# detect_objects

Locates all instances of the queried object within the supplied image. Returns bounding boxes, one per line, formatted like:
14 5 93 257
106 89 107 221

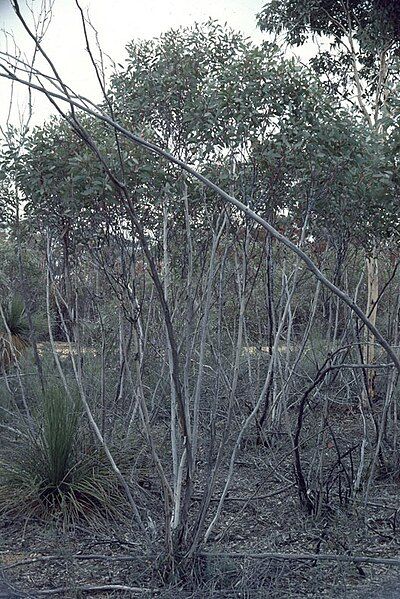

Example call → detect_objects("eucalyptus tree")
257 0 400 239
2 3 400 580
259 0 400 398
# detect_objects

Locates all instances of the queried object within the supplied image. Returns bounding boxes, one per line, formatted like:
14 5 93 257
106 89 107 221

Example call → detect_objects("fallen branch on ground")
199 551 400 566
1 553 144 570
35 584 157 595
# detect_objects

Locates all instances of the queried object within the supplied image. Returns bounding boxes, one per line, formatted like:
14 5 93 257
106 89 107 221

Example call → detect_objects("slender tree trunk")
363 247 379 402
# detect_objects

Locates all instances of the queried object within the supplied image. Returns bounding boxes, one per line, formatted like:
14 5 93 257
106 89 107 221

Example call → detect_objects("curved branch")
0 68 399 374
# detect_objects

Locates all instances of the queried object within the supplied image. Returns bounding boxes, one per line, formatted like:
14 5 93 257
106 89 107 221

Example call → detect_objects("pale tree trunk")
346 21 389 405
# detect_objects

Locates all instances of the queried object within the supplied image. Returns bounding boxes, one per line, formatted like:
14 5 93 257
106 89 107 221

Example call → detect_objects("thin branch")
0 69 398 376
199 551 400 566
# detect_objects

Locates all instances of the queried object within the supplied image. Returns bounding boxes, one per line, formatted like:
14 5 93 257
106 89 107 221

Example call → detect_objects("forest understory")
1 372 400 598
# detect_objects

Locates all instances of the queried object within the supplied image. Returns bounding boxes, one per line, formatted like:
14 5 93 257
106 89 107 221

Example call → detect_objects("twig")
191 483 295 502
199 550 400 566
35 584 157 595
2 553 145 570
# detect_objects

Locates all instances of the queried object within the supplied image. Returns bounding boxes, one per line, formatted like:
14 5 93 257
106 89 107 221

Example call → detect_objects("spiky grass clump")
0 296 30 370
0 386 123 525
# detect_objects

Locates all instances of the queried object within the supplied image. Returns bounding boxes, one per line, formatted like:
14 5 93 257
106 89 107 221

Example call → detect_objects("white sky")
0 0 269 129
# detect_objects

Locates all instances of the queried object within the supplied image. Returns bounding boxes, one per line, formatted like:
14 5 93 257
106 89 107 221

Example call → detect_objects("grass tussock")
0 385 124 525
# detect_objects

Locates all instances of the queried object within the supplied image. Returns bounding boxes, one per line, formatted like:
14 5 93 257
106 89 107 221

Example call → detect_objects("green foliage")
0 296 30 370
0 385 123 524
258 1 400 58
16 119 112 241
7 21 399 254
40 386 78 487
1 296 29 339
257 2 400 248
114 21 250 153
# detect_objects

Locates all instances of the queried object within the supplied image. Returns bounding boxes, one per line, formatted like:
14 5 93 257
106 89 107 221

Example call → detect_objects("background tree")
259 0 400 399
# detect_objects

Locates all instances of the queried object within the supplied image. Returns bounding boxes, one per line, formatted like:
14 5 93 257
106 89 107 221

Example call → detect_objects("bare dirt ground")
1 410 399 597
